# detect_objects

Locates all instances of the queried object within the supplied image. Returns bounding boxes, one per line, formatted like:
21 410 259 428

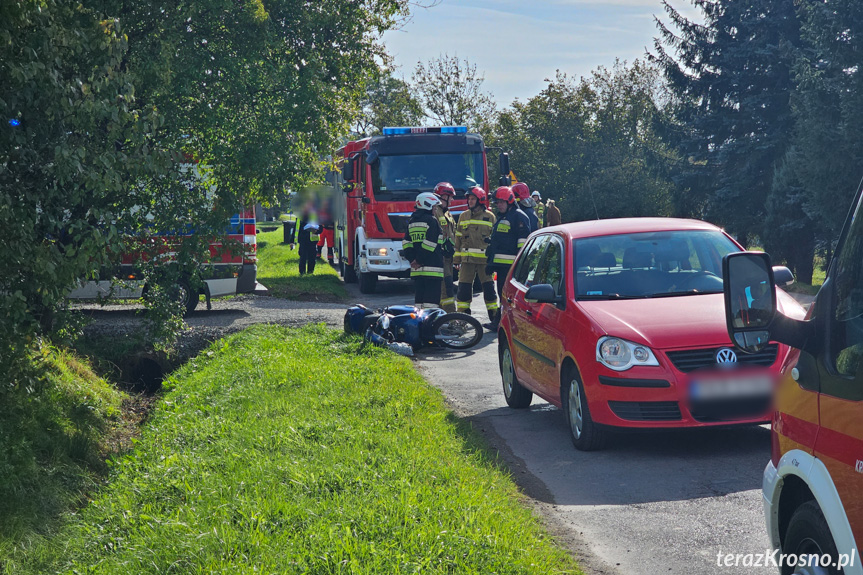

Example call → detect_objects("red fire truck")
333 126 509 293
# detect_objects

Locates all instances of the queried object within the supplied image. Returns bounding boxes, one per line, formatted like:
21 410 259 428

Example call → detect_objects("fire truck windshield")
370 153 485 201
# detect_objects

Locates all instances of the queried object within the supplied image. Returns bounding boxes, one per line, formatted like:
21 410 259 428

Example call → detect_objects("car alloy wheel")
568 377 583 439
502 347 515 397
499 338 532 408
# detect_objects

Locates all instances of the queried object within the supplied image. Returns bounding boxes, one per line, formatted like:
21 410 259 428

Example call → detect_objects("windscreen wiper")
577 293 643 300
645 289 720 298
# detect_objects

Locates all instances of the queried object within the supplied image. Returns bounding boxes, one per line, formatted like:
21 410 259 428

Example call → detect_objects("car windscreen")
573 229 741 299
370 153 484 202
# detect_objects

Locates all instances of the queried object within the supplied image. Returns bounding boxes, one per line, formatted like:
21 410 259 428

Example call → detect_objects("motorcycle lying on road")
344 304 484 355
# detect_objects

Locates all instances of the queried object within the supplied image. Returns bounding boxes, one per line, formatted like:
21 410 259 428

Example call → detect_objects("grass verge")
256 229 348 302
0 347 128 547
3 325 580 574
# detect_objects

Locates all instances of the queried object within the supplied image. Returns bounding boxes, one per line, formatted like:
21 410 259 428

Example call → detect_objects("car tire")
499 337 532 408
562 368 606 451
781 501 841 575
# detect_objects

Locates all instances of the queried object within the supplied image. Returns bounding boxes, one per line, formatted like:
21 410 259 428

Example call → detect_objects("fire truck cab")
333 126 508 293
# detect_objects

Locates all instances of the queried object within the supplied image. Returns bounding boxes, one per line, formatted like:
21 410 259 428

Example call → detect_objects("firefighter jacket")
454 206 496 265
295 216 323 256
487 207 530 268
402 208 445 278
519 199 539 233
437 207 457 261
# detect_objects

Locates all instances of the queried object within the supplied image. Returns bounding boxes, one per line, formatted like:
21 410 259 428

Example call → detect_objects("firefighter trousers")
440 257 455 312
414 276 442 308
456 262 499 321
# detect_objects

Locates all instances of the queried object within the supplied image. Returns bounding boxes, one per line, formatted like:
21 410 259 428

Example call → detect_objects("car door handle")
506 296 513 304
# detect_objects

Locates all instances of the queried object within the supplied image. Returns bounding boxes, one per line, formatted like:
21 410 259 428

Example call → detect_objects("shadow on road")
471 400 769 506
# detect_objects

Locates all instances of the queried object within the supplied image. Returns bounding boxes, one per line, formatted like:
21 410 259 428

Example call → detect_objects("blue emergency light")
382 126 467 135
9 119 20 127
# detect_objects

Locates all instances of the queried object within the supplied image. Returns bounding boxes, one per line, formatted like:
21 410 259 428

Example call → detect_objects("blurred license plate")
689 373 773 401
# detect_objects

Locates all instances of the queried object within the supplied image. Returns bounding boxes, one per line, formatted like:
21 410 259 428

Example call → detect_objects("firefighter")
315 197 335 264
486 186 530 325
512 182 539 232
454 186 499 323
316 222 335 264
290 203 324 275
531 191 544 227
433 182 457 312
402 192 445 308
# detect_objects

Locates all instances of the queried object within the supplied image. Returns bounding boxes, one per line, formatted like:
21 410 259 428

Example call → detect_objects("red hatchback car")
498 217 807 450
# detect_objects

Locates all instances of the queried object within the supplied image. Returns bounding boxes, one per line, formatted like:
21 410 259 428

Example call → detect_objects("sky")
382 0 701 107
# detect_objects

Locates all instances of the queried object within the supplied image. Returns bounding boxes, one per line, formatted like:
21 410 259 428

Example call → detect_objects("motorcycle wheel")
431 312 483 349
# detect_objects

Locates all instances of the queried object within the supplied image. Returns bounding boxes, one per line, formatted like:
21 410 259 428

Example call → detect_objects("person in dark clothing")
486 186 531 327
402 192 445 308
512 182 539 232
290 205 323 275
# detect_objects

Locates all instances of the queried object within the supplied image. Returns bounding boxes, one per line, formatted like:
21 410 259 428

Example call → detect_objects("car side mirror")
723 252 777 353
772 266 795 287
525 283 562 305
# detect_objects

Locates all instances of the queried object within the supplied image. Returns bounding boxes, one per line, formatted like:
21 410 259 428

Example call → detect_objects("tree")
491 61 679 223
0 0 412 374
354 68 423 136
652 0 801 244
412 54 496 129
786 0 863 255
1 1 154 378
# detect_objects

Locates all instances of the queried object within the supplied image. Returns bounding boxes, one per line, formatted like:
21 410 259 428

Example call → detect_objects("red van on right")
724 190 863 575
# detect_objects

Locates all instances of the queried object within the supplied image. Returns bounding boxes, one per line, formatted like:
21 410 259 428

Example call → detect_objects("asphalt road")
347 275 781 575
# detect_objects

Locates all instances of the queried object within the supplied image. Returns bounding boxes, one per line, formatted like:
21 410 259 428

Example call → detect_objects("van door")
815 195 863 539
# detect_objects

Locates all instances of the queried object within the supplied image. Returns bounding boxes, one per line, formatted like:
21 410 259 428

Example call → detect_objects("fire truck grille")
666 344 778 373
388 214 409 235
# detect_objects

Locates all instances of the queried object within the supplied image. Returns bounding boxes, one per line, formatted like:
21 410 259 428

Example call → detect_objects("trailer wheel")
170 278 199 316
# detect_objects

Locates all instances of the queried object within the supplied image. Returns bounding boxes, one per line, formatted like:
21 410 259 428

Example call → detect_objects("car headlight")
596 336 659 371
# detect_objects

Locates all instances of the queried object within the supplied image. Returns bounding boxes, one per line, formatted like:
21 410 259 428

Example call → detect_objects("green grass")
0 347 128 546
256 229 348 302
2 325 580 574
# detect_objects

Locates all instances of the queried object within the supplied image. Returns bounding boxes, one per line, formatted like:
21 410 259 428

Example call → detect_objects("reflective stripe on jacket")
454 207 496 264
486 207 530 268
402 209 444 278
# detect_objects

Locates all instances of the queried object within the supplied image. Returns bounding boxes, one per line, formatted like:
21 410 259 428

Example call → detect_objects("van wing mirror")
723 252 776 353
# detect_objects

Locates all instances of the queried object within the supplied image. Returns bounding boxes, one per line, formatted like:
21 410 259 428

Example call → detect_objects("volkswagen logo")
716 348 738 365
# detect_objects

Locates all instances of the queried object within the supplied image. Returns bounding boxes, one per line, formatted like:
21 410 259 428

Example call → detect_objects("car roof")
543 217 723 240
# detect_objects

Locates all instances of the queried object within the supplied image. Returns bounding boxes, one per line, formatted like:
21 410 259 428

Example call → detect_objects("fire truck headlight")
372 248 388 256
